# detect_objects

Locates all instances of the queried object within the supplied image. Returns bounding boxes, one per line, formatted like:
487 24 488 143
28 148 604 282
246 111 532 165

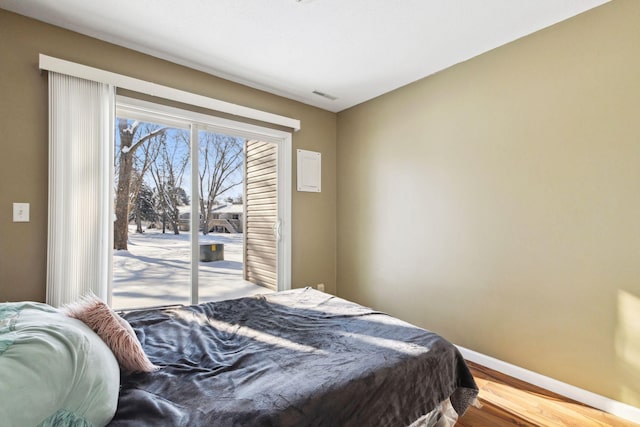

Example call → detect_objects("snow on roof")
212 203 243 214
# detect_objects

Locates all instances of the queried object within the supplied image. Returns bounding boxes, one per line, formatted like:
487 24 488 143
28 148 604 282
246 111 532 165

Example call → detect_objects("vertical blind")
46 72 114 307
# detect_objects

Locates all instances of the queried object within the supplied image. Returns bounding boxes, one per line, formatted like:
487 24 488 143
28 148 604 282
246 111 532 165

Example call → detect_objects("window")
111 97 291 310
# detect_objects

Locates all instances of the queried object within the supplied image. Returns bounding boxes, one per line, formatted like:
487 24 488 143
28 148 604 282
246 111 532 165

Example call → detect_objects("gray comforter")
109 288 477 426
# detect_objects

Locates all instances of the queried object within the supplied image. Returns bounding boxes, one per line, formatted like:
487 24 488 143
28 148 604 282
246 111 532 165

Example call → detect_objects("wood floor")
455 361 639 427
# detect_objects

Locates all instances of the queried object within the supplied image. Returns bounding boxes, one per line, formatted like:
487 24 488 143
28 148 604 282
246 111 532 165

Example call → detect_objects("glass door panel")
196 129 257 302
112 118 192 309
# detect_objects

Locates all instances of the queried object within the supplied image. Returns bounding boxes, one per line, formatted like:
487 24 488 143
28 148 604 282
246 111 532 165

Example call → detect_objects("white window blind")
46 72 114 307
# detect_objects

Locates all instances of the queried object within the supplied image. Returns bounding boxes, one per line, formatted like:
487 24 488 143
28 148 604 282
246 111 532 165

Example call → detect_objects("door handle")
273 219 281 241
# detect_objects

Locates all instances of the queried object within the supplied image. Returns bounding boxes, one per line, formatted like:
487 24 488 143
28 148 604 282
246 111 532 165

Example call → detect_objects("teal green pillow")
0 302 120 426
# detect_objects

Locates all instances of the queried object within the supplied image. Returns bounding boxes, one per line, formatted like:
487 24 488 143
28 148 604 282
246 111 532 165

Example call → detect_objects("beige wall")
0 9 337 302
337 0 640 406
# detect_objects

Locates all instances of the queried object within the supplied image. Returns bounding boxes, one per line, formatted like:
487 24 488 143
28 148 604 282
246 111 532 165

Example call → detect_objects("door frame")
115 96 292 301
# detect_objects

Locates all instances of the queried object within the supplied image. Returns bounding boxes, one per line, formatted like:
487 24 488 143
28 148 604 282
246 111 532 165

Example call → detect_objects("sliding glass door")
111 98 290 310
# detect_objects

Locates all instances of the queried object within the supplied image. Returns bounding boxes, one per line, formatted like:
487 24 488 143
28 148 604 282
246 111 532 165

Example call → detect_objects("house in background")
178 201 243 233
1 0 639 418
209 201 243 234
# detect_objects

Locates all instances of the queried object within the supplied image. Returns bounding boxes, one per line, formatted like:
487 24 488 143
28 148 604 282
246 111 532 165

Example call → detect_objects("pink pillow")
65 294 158 373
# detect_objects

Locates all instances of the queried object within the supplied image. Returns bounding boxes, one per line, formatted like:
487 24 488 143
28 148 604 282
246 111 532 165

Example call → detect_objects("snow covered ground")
112 226 269 309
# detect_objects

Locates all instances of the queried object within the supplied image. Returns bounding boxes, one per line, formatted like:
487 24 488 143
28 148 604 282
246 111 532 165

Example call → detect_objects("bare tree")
149 129 190 234
114 119 166 250
198 132 244 235
129 129 161 233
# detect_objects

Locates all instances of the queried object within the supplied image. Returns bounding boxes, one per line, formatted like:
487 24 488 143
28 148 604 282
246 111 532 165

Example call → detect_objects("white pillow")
0 302 120 427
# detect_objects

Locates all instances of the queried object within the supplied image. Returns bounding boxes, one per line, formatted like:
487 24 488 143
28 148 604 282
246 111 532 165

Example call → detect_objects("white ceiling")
1 0 608 112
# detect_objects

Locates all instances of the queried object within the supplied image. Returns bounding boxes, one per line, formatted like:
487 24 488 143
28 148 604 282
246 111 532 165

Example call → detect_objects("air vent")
312 90 338 101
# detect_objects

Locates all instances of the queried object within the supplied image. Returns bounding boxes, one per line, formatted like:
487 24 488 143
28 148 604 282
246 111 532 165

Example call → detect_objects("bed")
0 288 477 426
110 288 478 426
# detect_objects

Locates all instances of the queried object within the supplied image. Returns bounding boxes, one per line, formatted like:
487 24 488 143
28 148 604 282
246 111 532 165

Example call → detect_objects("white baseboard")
457 346 640 424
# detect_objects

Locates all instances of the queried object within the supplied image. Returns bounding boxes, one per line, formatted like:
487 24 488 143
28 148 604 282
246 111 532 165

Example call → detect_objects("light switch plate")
13 203 30 222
